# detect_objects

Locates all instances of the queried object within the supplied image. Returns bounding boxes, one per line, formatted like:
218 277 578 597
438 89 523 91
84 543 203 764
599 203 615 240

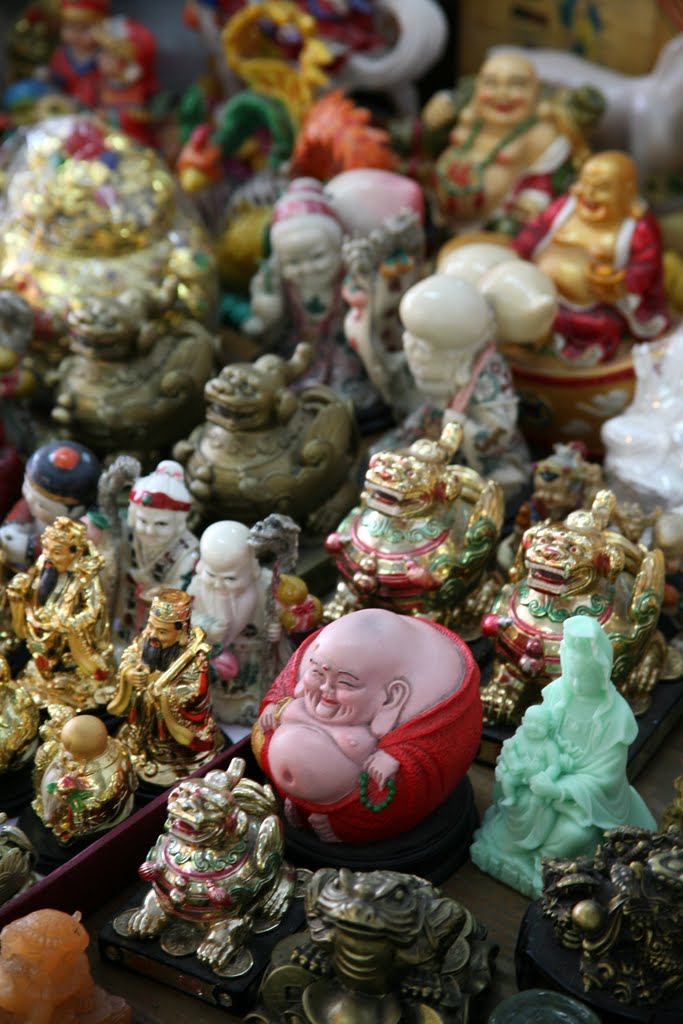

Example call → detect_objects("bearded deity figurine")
6 517 114 710
428 50 600 235
245 178 385 427
113 460 199 643
188 517 321 726
108 588 224 788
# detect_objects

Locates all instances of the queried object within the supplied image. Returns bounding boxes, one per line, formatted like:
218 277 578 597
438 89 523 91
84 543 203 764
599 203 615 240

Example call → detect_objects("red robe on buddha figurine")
252 610 482 845
513 150 669 365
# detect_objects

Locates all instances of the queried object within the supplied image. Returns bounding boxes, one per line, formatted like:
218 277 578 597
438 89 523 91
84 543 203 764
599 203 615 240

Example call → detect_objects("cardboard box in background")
458 0 679 77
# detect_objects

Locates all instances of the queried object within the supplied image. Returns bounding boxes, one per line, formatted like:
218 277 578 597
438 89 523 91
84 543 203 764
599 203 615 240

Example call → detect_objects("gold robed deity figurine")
6 516 114 709
108 588 224 787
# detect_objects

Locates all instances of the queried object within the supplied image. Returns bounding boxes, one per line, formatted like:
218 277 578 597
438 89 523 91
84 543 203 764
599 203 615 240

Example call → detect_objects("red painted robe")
254 619 482 844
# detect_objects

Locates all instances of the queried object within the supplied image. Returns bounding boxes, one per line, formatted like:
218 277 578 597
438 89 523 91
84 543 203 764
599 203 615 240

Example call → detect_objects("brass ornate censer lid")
0 114 217 332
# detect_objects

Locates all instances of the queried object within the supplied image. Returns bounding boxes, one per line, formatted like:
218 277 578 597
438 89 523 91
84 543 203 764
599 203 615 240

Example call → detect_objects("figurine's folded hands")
364 749 400 788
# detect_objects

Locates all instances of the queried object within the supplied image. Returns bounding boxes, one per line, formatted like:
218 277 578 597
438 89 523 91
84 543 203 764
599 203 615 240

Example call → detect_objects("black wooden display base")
17 804 101 875
99 886 306 1014
515 901 683 1024
473 637 683 780
283 775 478 885
1 760 35 816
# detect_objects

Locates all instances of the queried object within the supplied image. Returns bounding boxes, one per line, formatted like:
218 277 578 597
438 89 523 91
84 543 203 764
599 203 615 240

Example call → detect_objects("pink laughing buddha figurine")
252 608 481 844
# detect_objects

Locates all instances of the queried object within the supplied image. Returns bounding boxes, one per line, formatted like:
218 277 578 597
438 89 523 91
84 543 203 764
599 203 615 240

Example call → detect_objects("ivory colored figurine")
0 908 131 1023
33 714 137 846
470 616 656 899
188 516 321 725
602 324 683 510
396 259 556 494
252 608 482 845
114 459 199 640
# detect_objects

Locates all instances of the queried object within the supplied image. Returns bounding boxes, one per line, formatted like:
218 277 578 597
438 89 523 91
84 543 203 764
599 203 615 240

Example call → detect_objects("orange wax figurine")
0 908 131 1022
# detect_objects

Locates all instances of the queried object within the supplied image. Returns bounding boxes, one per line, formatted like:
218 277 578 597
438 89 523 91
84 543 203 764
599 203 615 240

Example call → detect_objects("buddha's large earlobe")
370 678 410 738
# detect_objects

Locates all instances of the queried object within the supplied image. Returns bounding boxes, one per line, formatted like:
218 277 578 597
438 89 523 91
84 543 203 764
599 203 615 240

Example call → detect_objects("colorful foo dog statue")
174 342 358 530
324 422 504 637
481 489 666 725
114 758 300 977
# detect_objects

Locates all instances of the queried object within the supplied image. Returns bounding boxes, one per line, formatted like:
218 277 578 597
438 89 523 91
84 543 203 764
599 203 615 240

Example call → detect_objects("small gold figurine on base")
33 714 137 846
6 517 114 710
108 588 224 787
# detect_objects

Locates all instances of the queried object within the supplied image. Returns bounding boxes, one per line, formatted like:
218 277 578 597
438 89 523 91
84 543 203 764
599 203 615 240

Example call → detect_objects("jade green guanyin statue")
470 615 656 899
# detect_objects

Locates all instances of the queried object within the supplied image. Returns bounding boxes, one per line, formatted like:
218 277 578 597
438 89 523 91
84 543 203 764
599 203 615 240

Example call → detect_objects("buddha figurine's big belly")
267 724 361 804
536 243 596 306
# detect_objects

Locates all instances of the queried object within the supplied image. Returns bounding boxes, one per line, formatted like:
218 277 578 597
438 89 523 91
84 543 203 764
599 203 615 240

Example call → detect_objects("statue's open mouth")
526 561 568 595
366 485 401 513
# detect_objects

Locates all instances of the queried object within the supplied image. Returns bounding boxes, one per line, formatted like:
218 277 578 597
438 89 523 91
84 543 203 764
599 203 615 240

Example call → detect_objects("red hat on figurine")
129 460 192 514
60 0 110 23
270 178 343 245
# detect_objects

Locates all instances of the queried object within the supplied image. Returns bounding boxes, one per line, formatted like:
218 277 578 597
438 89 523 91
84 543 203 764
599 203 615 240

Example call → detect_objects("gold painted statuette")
33 713 137 846
114 757 300 977
6 516 114 710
